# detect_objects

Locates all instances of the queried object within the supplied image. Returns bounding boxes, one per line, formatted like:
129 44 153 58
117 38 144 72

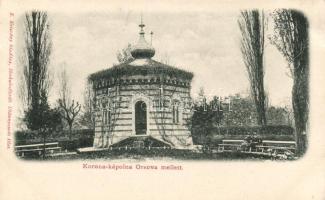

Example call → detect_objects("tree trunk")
69 124 72 141
293 68 308 156
271 10 309 157
293 13 309 156
42 131 46 159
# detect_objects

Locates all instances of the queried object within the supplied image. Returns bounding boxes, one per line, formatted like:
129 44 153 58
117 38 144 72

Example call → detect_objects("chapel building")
89 20 194 149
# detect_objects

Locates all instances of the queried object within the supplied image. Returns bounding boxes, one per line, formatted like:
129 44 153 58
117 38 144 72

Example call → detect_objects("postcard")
1 0 325 199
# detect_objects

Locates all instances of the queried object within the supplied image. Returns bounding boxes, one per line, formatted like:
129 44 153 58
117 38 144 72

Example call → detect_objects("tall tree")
21 11 63 158
271 9 309 155
57 67 81 140
21 11 52 128
238 10 268 126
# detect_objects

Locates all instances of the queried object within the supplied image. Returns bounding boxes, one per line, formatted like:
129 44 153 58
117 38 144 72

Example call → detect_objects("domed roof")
89 16 193 83
130 20 155 59
89 59 193 81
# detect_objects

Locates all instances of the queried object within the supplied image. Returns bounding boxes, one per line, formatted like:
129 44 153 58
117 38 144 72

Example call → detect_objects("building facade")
89 20 194 149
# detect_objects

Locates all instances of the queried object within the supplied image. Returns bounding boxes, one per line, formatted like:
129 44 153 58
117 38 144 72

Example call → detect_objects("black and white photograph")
13 9 310 161
2 1 325 200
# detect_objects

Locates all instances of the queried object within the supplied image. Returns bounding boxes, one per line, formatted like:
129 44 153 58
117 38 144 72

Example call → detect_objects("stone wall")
93 74 193 149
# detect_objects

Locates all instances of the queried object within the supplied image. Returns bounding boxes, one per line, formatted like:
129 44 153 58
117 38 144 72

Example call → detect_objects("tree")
57 67 81 140
79 80 95 129
270 9 309 156
21 11 52 128
222 94 257 126
191 92 225 142
24 92 61 158
117 43 134 63
266 106 288 125
238 10 268 126
208 96 224 127
283 105 294 127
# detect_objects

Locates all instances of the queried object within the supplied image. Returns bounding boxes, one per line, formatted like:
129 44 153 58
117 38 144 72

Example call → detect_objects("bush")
59 137 94 151
192 125 294 145
15 130 39 144
15 129 94 150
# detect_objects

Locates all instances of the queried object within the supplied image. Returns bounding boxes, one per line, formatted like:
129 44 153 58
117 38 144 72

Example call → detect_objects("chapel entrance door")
135 101 147 135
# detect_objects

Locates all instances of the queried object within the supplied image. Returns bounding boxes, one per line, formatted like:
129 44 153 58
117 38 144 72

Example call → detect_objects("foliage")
59 138 93 151
23 94 62 158
266 106 289 125
192 125 295 145
117 43 134 63
270 9 309 155
24 94 61 132
31 149 277 161
221 94 257 126
192 92 290 129
15 130 39 144
15 128 94 153
191 90 224 138
238 10 267 126
20 11 53 129
89 59 193 82
211 125 293 135
15 129 94 145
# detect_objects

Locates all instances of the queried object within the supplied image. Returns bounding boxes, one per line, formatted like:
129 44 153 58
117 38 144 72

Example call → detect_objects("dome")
131 37 155 59
89 16 193 83
130 20 155 59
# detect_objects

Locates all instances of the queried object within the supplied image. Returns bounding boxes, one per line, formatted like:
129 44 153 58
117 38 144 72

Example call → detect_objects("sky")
16 10 293 108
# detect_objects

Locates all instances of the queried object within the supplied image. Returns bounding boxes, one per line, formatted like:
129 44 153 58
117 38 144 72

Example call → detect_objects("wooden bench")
15 142 62 157
218 139 296 155
257 140 296 154
218 140 244 152
256 145 295 152
262 140 296 147
222 139 244 144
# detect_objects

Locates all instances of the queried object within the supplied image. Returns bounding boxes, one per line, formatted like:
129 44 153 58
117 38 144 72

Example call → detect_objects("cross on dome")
139 14 145 35
130 16 155 59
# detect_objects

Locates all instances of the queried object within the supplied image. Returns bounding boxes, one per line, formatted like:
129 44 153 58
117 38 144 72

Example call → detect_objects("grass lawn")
22 148 275 161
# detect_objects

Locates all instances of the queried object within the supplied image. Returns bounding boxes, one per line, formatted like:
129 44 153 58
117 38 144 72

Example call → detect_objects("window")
107 110 111 125
103 110 111 125
172 101 180 124
103 110 106 124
